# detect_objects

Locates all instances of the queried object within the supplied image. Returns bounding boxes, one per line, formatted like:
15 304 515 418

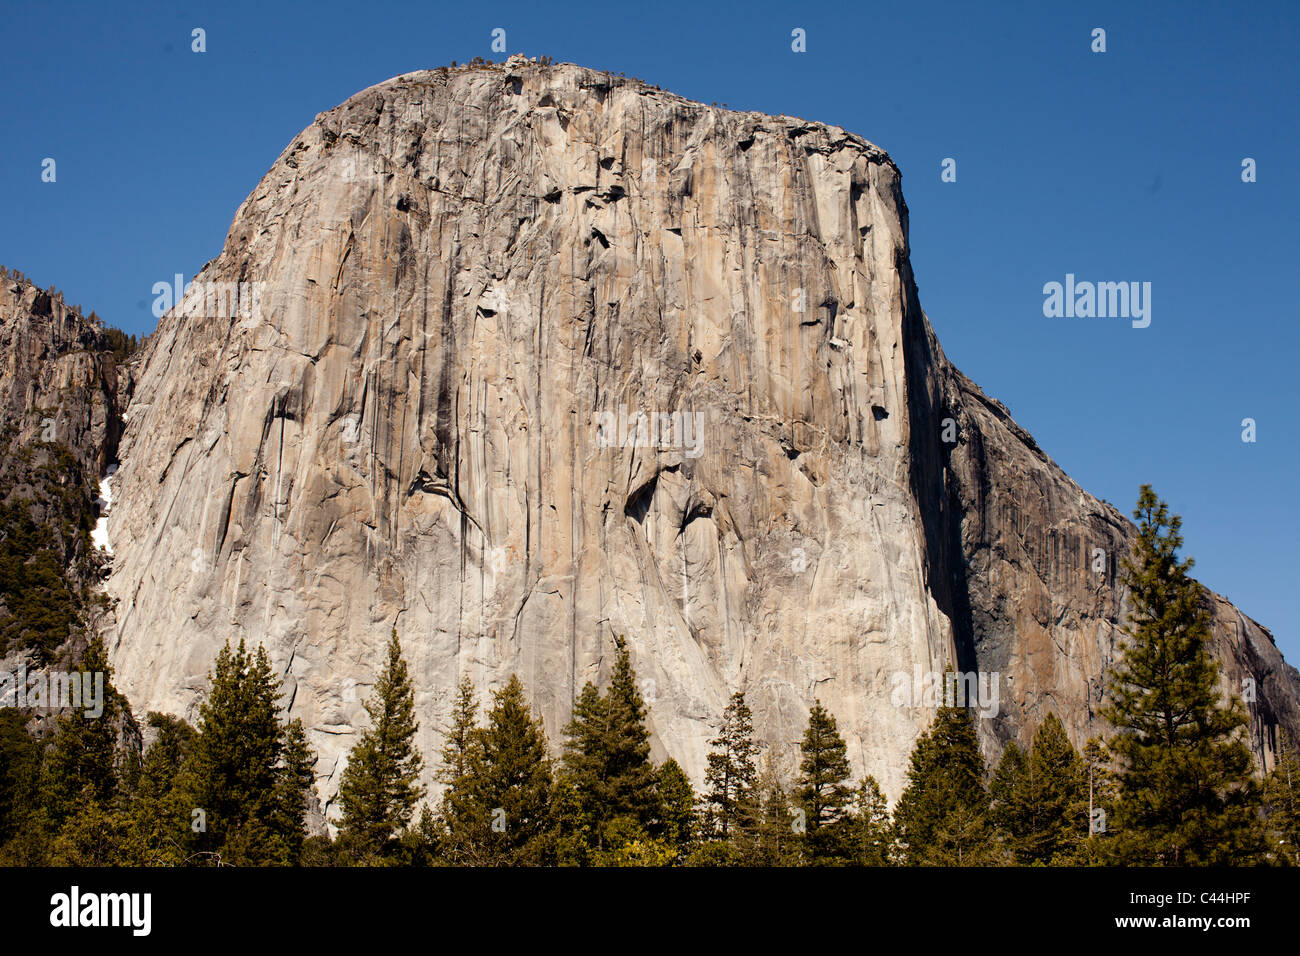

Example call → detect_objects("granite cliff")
73 59 1297 812
0 271 127 662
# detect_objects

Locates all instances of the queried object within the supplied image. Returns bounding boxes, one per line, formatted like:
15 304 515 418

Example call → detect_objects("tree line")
1 485 1298 866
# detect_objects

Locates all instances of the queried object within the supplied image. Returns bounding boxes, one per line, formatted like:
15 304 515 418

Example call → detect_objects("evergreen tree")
654 757 696 860
556 681 606 855
398 803 443 866
602 638 658 827
702 691 759 841
849 776 894 865
126 712 198 865
337 630 424 860
38 637 127 827
462 675 553 866
0 709 40 850
795 699 853 862
441 678 481 785
271 718 316 864
1264 730 1300 865
750 754 800 866
558 637 658 850
592 813 675 866
1103 485 1264 865
437 677 492 864
45 793 137 866
989 740 1028 843
893 703 996 865
180 639 316 865
550 772 596 866
37 638 143 865
990 714 1088 864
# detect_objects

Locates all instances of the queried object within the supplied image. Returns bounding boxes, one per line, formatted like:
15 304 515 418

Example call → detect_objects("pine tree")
437 677 491 864
271 718 316 864
337 630 424 861
38 637 127 827
463 675 553 866
750 754 800 866
400 803 442 866
989 740 1028 845
990 713 1088 864
550 772 595 865
849 776 894 865
893 703 996 865
556 681 605 852
795 699 853 862
558 637 658 850
126 712 198 865
1264 730 1300 865
702 691 759 841
180 639 316 865
441 678 481 786
603 637 658 827
37 638 144 865
1103 485 1264 865
0 710 40 850
654 757 696 860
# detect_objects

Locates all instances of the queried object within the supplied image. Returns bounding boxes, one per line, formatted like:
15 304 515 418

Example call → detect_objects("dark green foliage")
102 326 139 362
29 638 142 865
179 639 316 865
795 699 853 862
0 637 318 866
848 776 894 865
748 756 802 866
337 630 424 860
0 475 1287 868
1079 735 1117 862
126 712 198 864
654 757 696 859
0 432 99 661
1103 485 1265 865
437 677 491 864
271 718 316 863
558 637 659 851
556 680 604 851
0 710 40 847
601 639 658 825
702 691 758 840
459 675 553 866
38 638 127 827
894 703 998 865
990 713 1088 864
1264 730 1300 864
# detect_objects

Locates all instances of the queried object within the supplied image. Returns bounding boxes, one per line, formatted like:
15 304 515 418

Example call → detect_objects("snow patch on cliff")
91 463 117 554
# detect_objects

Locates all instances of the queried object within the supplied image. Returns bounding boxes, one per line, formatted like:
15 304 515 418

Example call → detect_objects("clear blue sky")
2 0 1296 659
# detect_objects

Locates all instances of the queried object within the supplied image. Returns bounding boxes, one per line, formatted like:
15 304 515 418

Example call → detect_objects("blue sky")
2 0 1296 659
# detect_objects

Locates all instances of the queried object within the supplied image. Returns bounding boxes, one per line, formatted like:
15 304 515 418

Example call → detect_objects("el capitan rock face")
94 60 1300 812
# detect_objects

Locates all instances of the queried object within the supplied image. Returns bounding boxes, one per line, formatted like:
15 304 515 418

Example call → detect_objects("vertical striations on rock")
91 62 1299 813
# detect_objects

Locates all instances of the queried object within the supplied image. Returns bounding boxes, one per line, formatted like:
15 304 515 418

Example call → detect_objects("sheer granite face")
95 62 1299 816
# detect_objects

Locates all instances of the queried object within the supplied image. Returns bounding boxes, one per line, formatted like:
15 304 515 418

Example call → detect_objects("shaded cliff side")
0 269 129 662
